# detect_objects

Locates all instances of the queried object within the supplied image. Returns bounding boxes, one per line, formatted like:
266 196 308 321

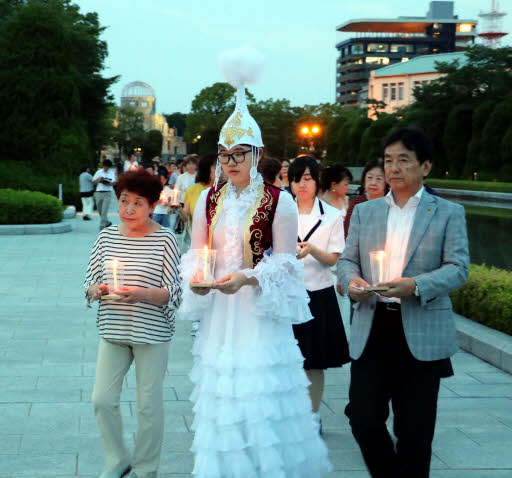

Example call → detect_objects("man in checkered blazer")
339 128 469 478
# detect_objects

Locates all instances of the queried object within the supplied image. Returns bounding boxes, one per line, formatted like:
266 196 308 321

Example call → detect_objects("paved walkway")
1 212 511 477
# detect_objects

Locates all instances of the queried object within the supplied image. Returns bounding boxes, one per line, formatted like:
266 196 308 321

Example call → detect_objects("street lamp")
299 124 321 152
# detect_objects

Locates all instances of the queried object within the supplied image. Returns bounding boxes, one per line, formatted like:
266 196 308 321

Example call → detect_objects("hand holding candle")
190 246 217 288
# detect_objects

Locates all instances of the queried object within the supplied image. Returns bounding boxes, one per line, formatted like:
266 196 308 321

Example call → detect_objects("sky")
77 0 512 115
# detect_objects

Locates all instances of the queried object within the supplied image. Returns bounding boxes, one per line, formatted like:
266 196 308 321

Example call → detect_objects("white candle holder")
102 258 125 300
368 250 389 291
190 246 217 287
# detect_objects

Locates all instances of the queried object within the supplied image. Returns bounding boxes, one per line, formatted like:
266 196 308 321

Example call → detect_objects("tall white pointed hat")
218 46 265 150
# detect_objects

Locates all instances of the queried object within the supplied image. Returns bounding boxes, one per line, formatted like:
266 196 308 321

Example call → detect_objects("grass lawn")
425 179 512 194
463 205 512 220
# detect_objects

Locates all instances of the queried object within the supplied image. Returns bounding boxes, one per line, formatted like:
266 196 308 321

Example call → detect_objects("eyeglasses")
217 150 252 165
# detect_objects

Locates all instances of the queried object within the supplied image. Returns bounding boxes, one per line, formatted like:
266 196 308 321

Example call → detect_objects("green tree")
443 104 473 177
184 82 254 154
251 98 299 158
465 101 496 178
113 106 145 157
0 0 117 172
480 95 512 177
164 112 187 136
358 113 399 165
500 124 512 181
142 129 163 161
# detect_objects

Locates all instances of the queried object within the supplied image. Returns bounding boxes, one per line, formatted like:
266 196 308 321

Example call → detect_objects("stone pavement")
0 211 511 477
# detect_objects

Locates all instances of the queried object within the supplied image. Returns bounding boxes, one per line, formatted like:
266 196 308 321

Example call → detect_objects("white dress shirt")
298 198 345 292
93 168 117 192
175 172 196 203
381 187 424 302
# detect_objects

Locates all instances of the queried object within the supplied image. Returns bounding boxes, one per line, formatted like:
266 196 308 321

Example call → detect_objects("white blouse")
178 174 312 326
298 197 345 292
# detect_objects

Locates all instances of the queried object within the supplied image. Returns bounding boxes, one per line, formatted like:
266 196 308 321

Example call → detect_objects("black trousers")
345 304 443 478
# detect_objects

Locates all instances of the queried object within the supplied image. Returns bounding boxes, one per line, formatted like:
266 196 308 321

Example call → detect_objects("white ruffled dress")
179 175 331 478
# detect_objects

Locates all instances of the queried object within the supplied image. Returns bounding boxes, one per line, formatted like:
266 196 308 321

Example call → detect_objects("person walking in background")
290 155 350 432
79 165 95 221
320 164 353 220
153 167 173 228
339 127 469 478
85 169 182 478
182 153 217 222
344 158 388 239
175 155 198 205
167 161 178 188
280 158 291 191
93 159 117 231
123 155 139 172
258 156 283 187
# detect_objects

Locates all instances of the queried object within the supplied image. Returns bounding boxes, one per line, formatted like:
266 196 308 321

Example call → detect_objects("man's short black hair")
383 127 434 164
288 155 321 193
103 158 113 168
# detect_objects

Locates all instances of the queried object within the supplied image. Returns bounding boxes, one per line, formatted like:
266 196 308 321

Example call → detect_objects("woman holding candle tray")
84 169 182 478
179 46 331 478
290 155 350 432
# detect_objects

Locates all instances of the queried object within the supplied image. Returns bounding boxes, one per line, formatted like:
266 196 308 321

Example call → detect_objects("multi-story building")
367 51 467 118
120 81 187 161
335 1 477 108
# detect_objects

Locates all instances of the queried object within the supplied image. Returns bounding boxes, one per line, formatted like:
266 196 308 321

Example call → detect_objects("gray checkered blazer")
338 192 469 361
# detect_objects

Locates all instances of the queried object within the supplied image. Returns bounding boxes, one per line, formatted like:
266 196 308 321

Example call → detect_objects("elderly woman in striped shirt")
84 169 182 478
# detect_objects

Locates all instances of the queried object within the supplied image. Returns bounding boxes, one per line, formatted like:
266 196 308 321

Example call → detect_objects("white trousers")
92 338 170 478
81 195 94 216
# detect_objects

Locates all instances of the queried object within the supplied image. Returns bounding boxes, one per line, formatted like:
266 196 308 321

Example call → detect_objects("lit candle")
112 258 119 291
377 250 385 283
203 245 208 282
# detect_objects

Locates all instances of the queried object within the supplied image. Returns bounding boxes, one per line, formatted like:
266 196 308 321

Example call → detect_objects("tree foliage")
164 112 187 136
142 129 163 161
112 106 145 157
0 0 117 174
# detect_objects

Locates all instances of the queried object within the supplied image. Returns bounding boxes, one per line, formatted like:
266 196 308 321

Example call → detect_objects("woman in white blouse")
84 169 182 478
290 156 350 430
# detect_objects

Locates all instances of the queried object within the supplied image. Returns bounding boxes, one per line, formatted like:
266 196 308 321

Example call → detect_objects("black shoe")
83 215 91 221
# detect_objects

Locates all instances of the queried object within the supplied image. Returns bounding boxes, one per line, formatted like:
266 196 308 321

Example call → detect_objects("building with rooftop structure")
366 51 467 118
120 81 187 162
335 1 477 108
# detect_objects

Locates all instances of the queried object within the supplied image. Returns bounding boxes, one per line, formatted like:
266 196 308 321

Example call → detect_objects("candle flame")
377 251 385 261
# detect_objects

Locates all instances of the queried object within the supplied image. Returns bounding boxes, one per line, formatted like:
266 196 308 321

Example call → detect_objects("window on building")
398 83 404 100
390 44 414 53
413 81 421 89
351 43 364 55
365 57 390 65
129 101 137 107
390 83 397 101
382 84 389 100
167 141 170 150
401 57 409 62
141 101 148 108
367 43 389 53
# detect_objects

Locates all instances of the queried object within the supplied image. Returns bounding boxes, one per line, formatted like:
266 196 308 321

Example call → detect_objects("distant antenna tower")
479 0 508 47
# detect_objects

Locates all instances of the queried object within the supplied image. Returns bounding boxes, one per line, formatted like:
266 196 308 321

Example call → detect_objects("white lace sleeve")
178 189 212 321
243 191 313 325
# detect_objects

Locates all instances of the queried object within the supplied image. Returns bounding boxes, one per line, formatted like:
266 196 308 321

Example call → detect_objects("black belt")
377 302 401 312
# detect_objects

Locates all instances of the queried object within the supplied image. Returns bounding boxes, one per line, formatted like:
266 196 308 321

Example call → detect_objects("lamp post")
299 124 321 153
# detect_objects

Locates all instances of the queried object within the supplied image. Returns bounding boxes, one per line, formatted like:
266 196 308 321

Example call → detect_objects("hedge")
0 189 63 224
0 160 83 210
451 264 512 336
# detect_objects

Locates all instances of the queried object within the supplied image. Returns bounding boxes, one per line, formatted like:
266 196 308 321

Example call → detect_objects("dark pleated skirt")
293 285 350 370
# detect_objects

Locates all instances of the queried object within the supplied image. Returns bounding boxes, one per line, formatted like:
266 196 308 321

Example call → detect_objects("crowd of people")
82 58 469 478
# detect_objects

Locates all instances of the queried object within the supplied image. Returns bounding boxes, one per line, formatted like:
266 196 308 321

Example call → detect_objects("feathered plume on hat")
214 46 265 189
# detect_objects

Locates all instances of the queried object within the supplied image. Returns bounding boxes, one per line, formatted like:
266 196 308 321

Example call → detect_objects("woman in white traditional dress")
178 46 331 478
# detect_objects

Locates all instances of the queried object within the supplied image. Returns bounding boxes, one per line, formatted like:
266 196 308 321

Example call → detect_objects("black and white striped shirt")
84 225 182 344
